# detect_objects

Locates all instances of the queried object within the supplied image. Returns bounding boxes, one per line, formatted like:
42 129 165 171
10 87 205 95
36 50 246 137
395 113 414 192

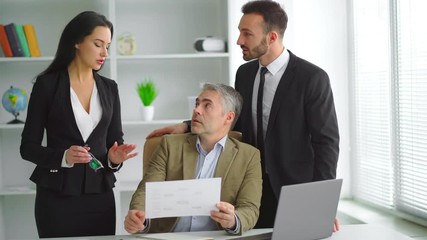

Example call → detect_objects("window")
352 0 427 221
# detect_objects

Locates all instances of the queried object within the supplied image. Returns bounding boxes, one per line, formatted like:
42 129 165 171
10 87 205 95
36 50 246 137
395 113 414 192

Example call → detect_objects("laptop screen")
271 179 343 240
228 179 342 240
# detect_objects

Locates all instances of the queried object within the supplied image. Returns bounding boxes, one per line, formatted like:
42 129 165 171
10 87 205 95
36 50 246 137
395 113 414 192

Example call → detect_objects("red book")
0 24 13 57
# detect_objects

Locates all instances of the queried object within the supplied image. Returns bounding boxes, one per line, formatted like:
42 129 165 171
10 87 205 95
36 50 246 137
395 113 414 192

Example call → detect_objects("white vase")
140 105 155 121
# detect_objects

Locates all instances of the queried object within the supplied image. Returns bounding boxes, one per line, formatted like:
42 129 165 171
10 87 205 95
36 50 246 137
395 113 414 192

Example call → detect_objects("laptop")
231 178 343 240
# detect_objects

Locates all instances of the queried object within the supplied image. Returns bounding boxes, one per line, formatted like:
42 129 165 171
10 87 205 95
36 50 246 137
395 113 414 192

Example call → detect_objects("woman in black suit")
20 11 137 238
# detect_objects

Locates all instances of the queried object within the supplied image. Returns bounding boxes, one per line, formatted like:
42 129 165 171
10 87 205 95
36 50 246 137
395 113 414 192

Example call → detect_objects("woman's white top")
70 82 102 142
62 82 102 168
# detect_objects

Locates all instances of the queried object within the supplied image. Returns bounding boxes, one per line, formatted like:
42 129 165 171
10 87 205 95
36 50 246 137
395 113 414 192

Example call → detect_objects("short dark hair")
242 0 288 38
39 11 113 76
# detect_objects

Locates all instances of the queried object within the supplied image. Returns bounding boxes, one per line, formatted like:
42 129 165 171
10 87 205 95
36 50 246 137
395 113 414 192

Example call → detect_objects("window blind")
352 0 427 221
352 0 394 209
395 0 427 219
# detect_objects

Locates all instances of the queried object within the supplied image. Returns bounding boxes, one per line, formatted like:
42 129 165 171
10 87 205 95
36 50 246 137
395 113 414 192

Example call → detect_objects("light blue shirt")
174 135 240 233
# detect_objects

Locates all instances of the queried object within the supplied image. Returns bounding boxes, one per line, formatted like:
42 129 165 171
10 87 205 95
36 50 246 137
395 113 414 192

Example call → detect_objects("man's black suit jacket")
20 70 124 196
234 50 340 197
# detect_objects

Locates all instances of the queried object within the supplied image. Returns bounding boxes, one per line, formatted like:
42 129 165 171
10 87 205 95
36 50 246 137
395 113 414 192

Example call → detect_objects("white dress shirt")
252 48 290 141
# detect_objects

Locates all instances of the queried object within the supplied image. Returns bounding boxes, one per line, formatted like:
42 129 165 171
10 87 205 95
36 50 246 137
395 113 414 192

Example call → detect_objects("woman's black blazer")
20 70 124 196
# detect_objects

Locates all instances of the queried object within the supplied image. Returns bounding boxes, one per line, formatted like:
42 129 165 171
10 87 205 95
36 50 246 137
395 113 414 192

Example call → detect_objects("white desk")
328 224 413 240
48 224 413 240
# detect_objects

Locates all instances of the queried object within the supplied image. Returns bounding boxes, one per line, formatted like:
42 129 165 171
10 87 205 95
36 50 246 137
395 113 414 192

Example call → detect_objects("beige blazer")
130 133 262 234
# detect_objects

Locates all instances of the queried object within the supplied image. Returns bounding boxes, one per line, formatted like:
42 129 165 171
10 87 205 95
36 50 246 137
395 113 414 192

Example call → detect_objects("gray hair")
202 83 243 128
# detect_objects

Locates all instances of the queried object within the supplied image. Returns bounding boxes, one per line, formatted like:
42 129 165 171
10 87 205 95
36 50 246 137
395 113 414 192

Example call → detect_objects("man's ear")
226 112 235 125
75 43 80 49
268 31 279 44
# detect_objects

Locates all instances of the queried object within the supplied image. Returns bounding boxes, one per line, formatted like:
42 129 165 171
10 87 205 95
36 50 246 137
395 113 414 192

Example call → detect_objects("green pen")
85 144 104 172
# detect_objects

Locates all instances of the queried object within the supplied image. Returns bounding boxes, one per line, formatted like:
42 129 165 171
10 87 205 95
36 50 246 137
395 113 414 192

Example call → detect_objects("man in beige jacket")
125 83 262 235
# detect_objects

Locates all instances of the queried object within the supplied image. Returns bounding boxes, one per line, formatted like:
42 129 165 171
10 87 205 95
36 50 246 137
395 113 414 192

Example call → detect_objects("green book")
15 24 30 57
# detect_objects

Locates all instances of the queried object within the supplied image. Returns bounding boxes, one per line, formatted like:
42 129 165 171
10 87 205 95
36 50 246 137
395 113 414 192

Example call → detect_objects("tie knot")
260 67 268 75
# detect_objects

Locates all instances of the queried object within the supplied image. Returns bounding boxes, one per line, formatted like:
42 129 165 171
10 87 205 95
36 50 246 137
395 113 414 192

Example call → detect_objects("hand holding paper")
124 210 146 234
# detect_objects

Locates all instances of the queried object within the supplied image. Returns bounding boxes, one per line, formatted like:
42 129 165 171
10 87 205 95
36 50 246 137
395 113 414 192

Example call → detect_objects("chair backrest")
142 131 242 176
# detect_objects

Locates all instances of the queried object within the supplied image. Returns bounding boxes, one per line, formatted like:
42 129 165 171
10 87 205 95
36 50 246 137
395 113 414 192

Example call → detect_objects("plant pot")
140 105 155 121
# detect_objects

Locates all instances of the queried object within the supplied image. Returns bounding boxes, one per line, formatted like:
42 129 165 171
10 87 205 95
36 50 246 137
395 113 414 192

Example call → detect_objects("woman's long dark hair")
38 11 113 77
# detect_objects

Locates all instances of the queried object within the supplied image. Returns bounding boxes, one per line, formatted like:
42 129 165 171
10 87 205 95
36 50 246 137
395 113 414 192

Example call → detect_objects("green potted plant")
137 78 158 121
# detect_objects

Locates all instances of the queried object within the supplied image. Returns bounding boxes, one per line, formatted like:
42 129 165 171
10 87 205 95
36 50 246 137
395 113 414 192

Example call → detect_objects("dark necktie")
257 67 268 150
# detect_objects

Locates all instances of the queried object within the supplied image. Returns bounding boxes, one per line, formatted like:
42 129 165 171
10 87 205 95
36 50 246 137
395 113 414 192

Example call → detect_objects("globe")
2 86 28 124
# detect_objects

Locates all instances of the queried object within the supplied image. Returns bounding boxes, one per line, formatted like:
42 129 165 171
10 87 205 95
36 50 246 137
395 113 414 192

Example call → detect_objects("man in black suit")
147 0 339 229
234 0 339 228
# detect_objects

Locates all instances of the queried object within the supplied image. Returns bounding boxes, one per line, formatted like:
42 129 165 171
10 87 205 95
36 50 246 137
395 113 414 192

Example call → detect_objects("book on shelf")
23 24 41 57
0 24 13 57
4 23 24 57
15 24 30 57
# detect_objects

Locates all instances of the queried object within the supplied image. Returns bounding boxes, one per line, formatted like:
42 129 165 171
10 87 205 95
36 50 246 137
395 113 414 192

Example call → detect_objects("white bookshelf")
0 0 244 238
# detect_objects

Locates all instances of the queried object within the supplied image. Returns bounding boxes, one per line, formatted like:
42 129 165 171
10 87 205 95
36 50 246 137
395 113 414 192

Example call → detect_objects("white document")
145 178 221 219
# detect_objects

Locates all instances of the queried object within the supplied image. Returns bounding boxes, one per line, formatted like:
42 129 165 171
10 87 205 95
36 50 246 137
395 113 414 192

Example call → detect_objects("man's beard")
242 38 268 61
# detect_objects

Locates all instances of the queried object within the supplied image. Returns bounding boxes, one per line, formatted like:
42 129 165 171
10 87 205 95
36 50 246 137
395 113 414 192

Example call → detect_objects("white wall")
282 0 351 197
228 0 247 84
